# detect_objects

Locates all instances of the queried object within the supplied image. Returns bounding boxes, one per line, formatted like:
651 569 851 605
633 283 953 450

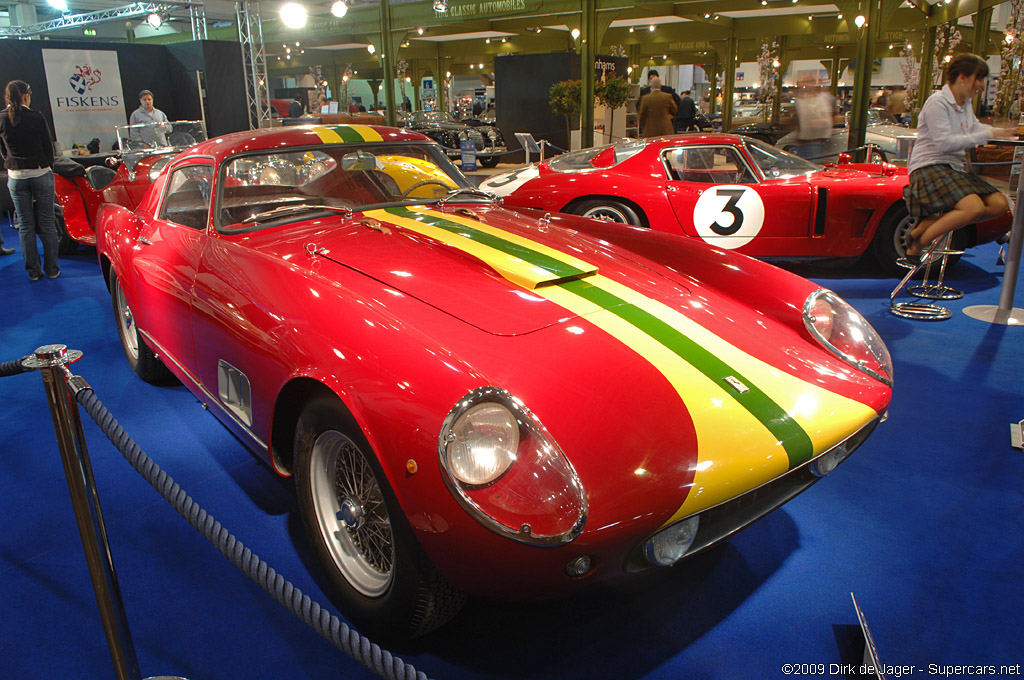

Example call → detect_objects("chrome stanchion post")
964 142 1024 325
23 344 143 680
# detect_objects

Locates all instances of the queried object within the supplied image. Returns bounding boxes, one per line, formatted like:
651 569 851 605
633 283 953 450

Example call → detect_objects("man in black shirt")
676 90 698 132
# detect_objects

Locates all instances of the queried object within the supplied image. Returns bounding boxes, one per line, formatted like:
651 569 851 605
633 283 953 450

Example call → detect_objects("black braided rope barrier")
0 356 31 378
69 387 433 680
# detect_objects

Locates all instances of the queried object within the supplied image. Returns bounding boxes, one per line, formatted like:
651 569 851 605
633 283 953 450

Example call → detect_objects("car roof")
185 124 432 163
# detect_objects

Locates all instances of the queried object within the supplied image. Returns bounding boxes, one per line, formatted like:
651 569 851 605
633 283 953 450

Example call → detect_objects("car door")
131 160 214 380
664 144 813 253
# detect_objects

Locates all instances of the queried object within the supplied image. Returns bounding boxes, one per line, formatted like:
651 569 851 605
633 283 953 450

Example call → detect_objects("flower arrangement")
932 23 962 88
396 58 409 107
995 0 1023 120
899 43 919 115
757 40 780 119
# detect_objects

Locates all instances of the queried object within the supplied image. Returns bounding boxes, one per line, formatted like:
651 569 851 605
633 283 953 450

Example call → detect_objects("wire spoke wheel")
310 430 395 597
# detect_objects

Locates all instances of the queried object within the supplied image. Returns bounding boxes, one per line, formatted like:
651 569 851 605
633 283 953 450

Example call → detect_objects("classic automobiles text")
780 663 1021 676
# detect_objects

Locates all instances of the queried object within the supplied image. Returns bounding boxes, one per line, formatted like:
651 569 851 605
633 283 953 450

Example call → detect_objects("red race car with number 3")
481 134 1011 273
95 124 893 640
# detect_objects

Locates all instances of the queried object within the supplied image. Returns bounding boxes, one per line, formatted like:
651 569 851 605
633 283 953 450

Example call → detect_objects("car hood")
305 204 692 336
868 123 916 138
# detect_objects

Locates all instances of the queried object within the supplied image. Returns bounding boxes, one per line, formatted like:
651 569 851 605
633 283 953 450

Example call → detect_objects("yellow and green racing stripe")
366 206 877 520
311 124 384 144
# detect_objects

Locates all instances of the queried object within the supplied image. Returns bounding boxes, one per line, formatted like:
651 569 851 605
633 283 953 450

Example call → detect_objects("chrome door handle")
139 236 152 245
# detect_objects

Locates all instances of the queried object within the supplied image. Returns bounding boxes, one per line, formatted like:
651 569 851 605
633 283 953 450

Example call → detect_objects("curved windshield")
218 142 472 230
411 111 456 125
744 138 821 179
115 120 207 171
548 138 646 172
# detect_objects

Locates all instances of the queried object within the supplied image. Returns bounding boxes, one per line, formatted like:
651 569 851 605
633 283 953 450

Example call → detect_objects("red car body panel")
94 125 892 598
484 133 1010 260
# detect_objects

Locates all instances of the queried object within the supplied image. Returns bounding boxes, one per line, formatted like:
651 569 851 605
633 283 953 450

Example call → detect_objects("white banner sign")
42 49 124 154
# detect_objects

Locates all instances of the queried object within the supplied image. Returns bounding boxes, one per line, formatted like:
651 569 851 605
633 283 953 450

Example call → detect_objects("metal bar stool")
890 233 969 321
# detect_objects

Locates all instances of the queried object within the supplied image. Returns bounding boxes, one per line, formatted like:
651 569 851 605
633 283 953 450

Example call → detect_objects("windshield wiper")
241 203 351 224
436 187 498 208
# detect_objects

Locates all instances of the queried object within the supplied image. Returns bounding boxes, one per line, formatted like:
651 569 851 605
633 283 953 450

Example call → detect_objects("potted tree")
596 76 631 141
549 79 582 147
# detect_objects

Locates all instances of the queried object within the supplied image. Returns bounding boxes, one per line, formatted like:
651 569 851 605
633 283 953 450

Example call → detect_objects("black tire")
477 156 500 169
109 270 174 383
571 199 643 226
54 204 76 256
294 395 466 640
872 204 963 275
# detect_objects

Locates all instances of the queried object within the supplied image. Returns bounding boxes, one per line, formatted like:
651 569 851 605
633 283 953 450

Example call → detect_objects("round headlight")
644 516 700 567
803 289 893 386
439 387 587 545
445 403 518 486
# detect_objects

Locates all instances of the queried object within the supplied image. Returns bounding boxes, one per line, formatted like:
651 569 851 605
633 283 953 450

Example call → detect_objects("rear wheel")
294 395 465 640
478 156 500 169
109 270 174 383
571 199 643 226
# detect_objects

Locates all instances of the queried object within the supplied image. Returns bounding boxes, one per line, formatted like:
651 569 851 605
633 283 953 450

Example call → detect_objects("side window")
161 164 213 230
666 147 756 184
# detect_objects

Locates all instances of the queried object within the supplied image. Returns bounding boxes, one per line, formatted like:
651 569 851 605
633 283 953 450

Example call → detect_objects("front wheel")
571 199 643 226
109 270 174 383
294 395 465 639
872 205 963 275
477 156 500 169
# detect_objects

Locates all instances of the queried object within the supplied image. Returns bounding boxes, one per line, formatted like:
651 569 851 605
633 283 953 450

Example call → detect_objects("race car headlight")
439 387 587 545
804 289 893 386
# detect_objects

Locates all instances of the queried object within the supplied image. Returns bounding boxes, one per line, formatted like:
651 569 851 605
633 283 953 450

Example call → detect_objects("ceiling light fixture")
331 0 347 17
648 25 655 31
433 0 449 12
48 0 68 11
417 27 424 35
367 43 376 53
853 14 866 27
571 27 580 39
279 2 307 29
146 12 163 28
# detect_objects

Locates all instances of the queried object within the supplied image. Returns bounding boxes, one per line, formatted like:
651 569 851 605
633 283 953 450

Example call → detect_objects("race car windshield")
218 142 471 230
744 139 822 179
548 139 645 172
115 120 207 171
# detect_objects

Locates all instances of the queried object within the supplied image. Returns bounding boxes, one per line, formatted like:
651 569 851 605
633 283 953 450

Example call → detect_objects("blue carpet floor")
2 218 1022 680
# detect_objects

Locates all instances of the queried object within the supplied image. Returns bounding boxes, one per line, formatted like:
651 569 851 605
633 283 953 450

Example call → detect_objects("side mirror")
341 151 377 171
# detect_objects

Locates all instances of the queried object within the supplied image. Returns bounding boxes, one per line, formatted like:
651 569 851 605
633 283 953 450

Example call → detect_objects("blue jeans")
8 172 58 278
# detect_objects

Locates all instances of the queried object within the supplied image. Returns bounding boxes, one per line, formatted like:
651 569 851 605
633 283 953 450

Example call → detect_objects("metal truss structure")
236 1 270 130
0 1 208 39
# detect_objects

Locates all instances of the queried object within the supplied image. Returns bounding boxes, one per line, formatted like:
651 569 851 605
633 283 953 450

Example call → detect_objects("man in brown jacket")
639 76 677 138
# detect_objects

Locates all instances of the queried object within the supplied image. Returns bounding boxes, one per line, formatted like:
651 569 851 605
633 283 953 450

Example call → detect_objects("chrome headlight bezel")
438 386 587 546
803 289 893 386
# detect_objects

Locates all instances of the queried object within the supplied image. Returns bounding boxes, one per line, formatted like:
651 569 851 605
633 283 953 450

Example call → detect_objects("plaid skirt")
906 164 1001 218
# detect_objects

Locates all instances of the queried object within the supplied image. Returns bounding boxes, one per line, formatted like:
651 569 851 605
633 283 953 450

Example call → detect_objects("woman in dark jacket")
0 80 59 280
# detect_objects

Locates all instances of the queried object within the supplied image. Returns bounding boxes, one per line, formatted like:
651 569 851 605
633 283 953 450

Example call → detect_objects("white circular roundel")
692 185 765 249
480 165 539 197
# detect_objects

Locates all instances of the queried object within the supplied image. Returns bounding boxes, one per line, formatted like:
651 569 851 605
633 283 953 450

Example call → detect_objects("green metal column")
972 6 993 115
848 0 878 152
721 32 737 132
379 0 397 126
435 49 446 112
708 56 718 116
914 25 936 128
580 0 597 148
829 57 841 99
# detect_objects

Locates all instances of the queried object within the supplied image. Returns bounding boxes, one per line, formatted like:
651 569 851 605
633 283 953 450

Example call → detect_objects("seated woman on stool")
905 53 1013 261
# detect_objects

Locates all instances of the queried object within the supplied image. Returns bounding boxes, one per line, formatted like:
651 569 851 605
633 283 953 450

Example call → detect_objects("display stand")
963 139 1024 325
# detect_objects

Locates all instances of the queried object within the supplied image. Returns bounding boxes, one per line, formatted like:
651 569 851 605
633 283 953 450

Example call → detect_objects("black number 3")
710 188 745 235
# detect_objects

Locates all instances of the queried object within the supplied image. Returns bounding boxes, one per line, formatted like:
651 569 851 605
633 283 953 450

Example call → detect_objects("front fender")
96 203 141 291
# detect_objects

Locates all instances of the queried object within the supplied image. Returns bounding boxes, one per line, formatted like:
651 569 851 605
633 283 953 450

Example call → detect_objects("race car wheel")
55 205 76 256
572 199 643 226
872 204 963 275
294 395 466 640
109 270 174 383
477 156 500 168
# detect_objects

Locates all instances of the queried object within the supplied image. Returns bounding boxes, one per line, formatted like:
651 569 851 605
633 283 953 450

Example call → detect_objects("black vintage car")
403 110 507 168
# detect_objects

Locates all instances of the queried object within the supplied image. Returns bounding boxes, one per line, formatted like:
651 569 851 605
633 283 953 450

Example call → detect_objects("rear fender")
54 175 94 243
